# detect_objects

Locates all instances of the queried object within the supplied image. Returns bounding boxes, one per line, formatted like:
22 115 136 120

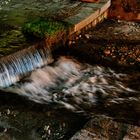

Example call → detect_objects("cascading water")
1 53 139 116
0 42 53 87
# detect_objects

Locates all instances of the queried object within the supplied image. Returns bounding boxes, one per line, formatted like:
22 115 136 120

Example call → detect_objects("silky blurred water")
1 56 138 116
0 44 53 87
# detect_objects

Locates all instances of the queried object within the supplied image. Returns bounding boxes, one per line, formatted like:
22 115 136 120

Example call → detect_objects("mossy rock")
22 19 72 39
0 30 24 46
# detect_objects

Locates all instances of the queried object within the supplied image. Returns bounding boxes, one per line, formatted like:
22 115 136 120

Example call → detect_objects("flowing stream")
0 47 139 116
0 36 139 140
0 43 53 87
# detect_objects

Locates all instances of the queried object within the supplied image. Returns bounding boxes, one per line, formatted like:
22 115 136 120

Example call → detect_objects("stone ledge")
0 0 111 57
65 0 111 34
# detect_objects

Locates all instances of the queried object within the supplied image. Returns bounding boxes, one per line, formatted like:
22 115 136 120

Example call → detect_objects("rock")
70 129 96 140
84 34 91 39
70 115 140 140
104 49 111 55
123 126 140 140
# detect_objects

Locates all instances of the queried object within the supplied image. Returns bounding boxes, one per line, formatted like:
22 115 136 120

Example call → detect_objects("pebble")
104 49 111 55
84 34 90 39
137 58 140 62
7 109 10 115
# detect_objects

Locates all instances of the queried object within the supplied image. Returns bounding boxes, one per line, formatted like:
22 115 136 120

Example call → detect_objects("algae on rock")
22 19 72 39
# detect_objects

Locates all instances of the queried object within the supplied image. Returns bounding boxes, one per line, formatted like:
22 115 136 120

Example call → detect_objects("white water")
2 56 137 113
0 45 53 87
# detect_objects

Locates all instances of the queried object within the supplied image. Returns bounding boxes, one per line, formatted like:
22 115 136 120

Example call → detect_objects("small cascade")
0 40 139 117
0 42 53 88
3 56 139 115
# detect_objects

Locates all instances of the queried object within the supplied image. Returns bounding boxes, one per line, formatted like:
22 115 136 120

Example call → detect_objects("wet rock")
0 133 10 140
123 126 140 139
70 115 140 140
104 49 111 55
86 19 140 43
84 34 91 39
69 19 140 67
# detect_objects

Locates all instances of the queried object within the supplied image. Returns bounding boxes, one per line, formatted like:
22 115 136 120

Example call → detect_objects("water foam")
3 56 137 113
0 43 53 87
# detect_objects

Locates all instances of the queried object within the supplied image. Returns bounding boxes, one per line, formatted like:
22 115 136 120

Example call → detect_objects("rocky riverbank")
68 19 140 69
0 19 140 140
58 19 140 140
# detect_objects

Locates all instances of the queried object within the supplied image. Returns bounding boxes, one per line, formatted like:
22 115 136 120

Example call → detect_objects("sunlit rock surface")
0 0 110 57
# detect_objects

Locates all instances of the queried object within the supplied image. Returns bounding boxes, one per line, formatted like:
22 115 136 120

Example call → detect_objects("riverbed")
0 19 140 139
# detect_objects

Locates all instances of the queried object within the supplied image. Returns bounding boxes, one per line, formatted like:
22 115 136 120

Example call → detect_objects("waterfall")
0 41 139 116
3 56 139 115
0 42 53 88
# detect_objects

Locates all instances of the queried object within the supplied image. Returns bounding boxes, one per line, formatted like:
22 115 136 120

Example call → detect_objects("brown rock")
104 49 111 55
70 116 140 140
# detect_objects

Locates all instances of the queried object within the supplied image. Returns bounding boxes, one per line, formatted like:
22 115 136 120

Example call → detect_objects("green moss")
22 19 72 39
